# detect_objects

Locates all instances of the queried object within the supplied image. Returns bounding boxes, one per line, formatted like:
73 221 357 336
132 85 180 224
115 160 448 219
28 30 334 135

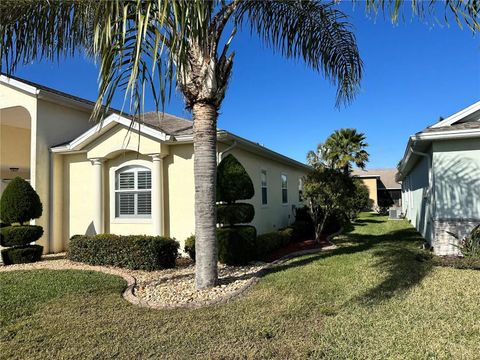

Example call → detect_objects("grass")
2 213 480 359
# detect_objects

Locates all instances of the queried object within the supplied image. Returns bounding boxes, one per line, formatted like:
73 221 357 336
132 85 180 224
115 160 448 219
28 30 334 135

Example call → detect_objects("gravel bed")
134 263 266 307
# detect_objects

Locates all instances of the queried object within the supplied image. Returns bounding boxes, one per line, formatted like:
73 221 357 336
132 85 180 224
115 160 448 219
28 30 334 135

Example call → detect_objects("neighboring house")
352 168 402 209
396 101 480 255
0 75 309 254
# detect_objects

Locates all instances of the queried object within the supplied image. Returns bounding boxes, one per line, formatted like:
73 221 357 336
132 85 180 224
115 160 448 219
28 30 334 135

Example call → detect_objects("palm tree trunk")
193 102 219 289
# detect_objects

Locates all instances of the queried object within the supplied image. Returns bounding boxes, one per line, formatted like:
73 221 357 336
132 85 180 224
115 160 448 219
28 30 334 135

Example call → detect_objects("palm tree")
1 0 477 289
311 128 369 175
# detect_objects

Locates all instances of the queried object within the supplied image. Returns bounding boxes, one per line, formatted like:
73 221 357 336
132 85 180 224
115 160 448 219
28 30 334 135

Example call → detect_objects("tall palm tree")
1 0 477 289
314 128 369 175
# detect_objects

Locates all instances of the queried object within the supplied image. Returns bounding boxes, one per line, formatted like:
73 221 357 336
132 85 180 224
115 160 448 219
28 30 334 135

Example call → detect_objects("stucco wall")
35 99 93 252
164 143 196 244
433 138 480 220
358 177 378 208
430 138 480 255
59 125 309 252
62 153 95 247
225 145 307 235
402 152 432 242
0 124 31 179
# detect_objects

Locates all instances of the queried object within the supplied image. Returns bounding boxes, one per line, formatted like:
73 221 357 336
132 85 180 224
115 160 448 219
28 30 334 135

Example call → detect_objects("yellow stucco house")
352 168 402 209
0 75 309 254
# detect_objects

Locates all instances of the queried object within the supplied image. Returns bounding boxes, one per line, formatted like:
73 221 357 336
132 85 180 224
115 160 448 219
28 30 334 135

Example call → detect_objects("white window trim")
109 159 153 224
260 168 268 208
281 173 288 205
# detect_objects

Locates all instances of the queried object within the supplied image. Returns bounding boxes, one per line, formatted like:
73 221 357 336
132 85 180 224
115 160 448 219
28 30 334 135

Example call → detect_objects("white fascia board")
414 128 480 140
430 100 480 128
396 136 417 181
112 114 171 142
51 113 171 153
0 75 39 95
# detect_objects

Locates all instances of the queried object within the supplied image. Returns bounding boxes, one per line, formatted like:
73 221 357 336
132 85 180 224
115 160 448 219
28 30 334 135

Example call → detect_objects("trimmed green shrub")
0 225 44 247
255 228 293 258
217 203 255 225
0 177 44 265
68 234 179 270
0 177 42 224
217 154 254 203
1 245 43 265
184 234 196 260
217 226 257 265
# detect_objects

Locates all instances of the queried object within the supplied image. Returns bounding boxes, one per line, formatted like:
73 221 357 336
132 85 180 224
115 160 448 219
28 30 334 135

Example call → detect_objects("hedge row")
183 226 257 265
185 224 303 264
68 234 179 270
255 228 293 259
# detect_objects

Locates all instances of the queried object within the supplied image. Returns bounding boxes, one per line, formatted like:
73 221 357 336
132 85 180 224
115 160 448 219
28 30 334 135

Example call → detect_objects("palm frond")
0 0 98 74
236 0 363 107
363 0 480 32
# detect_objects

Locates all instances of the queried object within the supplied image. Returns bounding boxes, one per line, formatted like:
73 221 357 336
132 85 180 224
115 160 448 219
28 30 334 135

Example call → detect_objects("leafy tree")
308 128 369 175
1 0 476 287
303 167 355 242
345 178 372 220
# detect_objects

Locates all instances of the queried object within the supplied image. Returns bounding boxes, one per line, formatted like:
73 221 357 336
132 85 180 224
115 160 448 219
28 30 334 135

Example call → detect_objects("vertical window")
115 166 151 217
261 170 268 205
281 174 288 204
298 177 303 202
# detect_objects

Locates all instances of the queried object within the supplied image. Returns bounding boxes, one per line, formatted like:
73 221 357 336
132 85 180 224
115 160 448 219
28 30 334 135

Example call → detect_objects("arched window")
115 166 151 217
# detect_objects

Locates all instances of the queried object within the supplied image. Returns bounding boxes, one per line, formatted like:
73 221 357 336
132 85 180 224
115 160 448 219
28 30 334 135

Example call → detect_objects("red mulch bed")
263 235 332 263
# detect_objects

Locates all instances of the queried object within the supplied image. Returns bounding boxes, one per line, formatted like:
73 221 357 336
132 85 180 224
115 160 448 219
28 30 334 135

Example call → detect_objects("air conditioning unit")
389 208 401 219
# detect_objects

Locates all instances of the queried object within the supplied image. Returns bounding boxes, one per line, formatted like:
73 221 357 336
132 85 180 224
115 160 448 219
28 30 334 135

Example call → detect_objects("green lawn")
2 213 480 359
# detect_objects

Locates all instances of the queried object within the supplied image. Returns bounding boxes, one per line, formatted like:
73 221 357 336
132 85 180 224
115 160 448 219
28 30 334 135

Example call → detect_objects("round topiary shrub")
0 177 44 265
0 177 42 224
217 154 254 203
217 203 255 226
0 225 44 247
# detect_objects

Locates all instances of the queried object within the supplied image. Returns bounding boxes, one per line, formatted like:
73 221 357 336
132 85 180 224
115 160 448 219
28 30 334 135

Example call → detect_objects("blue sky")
8 4 480 168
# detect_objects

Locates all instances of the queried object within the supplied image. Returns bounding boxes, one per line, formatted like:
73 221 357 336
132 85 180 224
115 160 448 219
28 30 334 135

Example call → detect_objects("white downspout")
218 140 237 163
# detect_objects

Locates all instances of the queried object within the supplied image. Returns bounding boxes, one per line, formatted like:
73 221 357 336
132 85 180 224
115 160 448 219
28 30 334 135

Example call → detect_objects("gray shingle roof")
352 168 401 189
140 112 193 136
421 120 480 134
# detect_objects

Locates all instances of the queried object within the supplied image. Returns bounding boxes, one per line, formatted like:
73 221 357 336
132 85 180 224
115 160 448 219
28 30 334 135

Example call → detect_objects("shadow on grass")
265 219 431 306
352 227 433 306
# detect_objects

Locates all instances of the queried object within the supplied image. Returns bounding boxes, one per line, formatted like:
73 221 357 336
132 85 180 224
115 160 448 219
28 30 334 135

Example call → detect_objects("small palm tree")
1 0 477 289
312 128 369 175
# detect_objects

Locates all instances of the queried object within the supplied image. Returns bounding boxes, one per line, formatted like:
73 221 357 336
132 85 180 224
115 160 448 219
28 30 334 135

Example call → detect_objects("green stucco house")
397 101 480 255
